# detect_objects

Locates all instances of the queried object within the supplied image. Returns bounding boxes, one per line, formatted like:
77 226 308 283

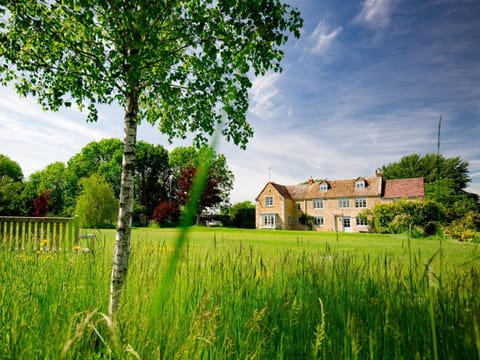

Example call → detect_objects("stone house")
255 170 425 232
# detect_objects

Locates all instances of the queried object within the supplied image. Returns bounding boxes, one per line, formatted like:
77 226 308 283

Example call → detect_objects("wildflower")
73 245 81 251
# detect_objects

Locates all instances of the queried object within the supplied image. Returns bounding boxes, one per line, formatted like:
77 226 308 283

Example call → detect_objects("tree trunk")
109 88 139 317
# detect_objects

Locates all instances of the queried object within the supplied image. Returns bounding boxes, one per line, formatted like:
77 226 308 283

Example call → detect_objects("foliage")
74 174 118 228
134 141 170 217
169 146 234 208
0 177 24 215
299 213 315 229
443 211 479 242
0 154 23 182
33 189 52 217
152 201 181 227
382 153 470 191
22 162 70 216
227 201 256 228
176 166 223 224
372 200 445 236
67 138 124 198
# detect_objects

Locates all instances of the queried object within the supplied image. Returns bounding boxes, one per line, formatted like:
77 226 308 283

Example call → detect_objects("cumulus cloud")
355 0 396 28
310 21 342 55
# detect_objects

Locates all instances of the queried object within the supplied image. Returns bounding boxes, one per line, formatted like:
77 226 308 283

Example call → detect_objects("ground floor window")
314 216 324 226
356 216 368 226
261 214 276 228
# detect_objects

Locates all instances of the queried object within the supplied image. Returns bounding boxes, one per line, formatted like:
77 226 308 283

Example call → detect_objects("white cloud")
310 21 342 55
355 0 396 28
249 72 281 119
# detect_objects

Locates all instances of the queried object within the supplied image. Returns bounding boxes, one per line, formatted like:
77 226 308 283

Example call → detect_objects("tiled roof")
383 177 425 198
280 176 383 200
259 176 425 201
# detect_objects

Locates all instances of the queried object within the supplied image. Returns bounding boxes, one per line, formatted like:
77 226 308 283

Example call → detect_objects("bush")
443 212 479 242
153 201 180 227
373 200 445 236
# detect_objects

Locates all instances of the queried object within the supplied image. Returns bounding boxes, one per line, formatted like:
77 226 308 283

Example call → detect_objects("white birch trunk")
109 88 139 317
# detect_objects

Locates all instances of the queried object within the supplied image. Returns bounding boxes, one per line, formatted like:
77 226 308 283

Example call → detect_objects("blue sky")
1 0 479 203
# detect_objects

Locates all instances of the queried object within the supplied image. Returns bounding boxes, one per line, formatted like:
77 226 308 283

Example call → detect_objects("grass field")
1 227 479 359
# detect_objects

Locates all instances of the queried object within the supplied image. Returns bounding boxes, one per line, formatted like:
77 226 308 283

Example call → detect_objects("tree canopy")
0 0 303 317
382 153 470 192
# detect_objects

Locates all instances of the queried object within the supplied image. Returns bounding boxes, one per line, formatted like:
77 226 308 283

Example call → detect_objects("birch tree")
0 0 302 317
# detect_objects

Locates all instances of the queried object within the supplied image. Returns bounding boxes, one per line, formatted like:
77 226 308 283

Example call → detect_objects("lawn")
1 227 479 359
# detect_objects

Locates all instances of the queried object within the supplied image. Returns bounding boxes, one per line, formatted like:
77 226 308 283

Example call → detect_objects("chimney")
375 168 383 177
308 176 314 185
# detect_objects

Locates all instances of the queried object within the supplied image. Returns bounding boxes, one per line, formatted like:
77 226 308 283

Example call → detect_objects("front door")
343 216 352 232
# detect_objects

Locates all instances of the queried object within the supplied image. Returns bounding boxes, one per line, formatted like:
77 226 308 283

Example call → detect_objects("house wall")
304 196 385 232
256 183 286 230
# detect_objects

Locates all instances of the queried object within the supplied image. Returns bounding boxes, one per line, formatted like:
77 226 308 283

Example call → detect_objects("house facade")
255 171 425 232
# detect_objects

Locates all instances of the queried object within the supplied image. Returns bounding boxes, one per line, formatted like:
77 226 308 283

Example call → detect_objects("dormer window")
320 182 328 192
355 180 365 189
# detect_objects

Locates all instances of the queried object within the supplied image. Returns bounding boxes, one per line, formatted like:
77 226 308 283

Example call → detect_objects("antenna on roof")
436 115 442 197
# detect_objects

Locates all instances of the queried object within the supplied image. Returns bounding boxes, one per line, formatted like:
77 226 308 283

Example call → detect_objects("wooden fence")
0 216 80 251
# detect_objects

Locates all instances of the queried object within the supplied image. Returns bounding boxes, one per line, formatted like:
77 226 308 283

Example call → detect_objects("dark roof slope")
383 177 425 198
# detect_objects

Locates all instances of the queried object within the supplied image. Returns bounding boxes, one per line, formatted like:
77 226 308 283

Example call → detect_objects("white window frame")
296 202 302 211
355 198 367 208
339 198 350 208
314 216 324 226
356 217 368 226
313 199 324 209
320 183 328 192
355 180 365 189
265 196 273 207
261 214 276 228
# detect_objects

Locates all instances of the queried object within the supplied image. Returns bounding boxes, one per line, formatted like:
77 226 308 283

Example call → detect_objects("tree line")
0 139 251 227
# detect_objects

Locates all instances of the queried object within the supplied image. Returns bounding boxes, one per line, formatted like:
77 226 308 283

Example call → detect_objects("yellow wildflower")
73 245 81 251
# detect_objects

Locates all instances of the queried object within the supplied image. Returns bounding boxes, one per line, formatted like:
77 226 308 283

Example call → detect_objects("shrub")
153 201 180 227
444 212 479 242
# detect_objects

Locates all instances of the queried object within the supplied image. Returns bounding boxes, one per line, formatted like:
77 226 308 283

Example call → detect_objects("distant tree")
176 166 223 224
0 154 23 182
0 154 24 215
228 201 256 228
134 141 170 220
23 162 69 216
382 154 470 192
0 177 24 215
170 146 234 208
67 139 123 197
75 174 118 228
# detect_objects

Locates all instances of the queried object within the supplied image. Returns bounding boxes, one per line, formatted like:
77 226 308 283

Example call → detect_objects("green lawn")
1 227 479 359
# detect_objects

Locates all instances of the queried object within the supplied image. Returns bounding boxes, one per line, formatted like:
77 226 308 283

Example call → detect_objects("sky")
1 0 480 204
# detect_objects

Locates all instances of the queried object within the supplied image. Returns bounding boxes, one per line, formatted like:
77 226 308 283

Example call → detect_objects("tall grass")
1 229 478 359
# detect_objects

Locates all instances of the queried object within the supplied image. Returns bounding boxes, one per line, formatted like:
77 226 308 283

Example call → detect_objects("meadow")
1 227 479 359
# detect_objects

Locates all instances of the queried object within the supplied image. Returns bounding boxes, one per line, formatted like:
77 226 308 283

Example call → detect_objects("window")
296 202 302 211
339 198 350 208
288 216 293 225
320 183 328 192
261 214 276 228
356 217 368 226
314 216 324 226
355 180 365 189
355 198 367 208
265 196 273 207
313 199 323 209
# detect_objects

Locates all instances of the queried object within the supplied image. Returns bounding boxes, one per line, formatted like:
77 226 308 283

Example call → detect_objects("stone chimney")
375 168 383 177
308 176 314 185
